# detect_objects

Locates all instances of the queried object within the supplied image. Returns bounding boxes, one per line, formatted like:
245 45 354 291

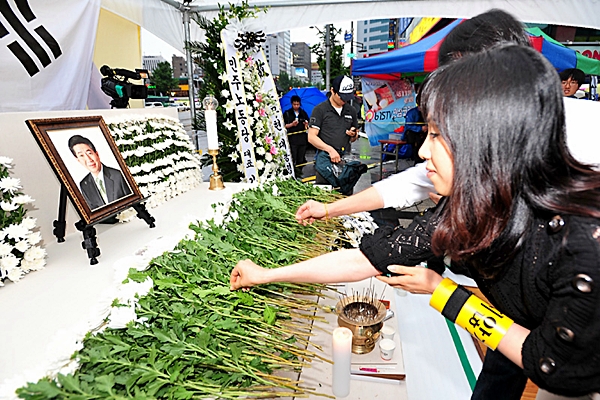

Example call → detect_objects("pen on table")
358 367 395 373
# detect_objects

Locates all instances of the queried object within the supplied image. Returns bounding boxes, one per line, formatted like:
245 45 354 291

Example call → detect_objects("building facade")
291 42 312 82
142 55 167 75
355 18 412 58
311 62 323 86
172 55 186 78
263 31 291 77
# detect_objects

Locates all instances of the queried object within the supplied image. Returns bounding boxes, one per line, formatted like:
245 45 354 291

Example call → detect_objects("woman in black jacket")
231 45 600 399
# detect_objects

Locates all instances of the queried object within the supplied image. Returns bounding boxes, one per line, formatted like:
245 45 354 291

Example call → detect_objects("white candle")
332 327 352 397
205 109 219 150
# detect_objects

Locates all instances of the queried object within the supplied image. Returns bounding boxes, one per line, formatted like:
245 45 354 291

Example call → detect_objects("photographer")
283 95 310 168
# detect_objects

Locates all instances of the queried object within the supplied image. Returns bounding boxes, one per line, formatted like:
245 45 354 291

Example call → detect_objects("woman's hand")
230 259 267 291
376 265 444 294
295 200 327 225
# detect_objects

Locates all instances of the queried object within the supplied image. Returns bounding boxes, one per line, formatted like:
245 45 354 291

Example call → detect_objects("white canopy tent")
101 0 600 54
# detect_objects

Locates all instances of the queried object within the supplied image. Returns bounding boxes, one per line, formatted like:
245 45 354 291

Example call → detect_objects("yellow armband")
430 278 514 350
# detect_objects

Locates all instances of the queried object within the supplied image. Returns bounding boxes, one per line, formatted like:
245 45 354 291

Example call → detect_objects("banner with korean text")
221 28 294 183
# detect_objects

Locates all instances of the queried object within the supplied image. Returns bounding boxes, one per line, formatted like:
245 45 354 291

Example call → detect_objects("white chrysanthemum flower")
0 242 12 257
21 217 36 230
12 194 34 204
0 177 21 193
14 240 29 252
221 89 230 98
1 254 19 270
27 258 46 271
0 201 18 212
0 156 13 167
24 245 46 261
27 231 42 245
256 160 265 170
7 266 24 282
256 146 266 156
236 164 244 172
272 183 280 197
265 153 273 162
4 223 29 240
218 71 228 83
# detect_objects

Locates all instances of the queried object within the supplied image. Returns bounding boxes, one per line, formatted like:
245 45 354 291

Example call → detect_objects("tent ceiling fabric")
101 0 600 54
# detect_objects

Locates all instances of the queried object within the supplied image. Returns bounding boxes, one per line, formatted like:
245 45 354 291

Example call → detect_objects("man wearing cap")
308 76 359 185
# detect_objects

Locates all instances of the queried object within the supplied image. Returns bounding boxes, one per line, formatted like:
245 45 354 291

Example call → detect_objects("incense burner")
335 294 387 354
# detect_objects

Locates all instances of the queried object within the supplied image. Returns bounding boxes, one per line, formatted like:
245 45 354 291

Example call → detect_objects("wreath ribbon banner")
222 29 259 184
251 50 294 177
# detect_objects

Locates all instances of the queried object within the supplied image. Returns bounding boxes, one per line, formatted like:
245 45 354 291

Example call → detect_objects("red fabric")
529 35 543 52
423 41 442 72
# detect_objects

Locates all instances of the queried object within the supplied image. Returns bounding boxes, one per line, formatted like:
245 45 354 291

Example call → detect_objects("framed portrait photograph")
26 116 143 225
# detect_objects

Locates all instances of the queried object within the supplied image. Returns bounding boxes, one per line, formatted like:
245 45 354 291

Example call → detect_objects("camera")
100 65 148 109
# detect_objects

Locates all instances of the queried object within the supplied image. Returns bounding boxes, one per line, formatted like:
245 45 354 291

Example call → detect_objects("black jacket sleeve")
522 216 600 396
360 208 439 275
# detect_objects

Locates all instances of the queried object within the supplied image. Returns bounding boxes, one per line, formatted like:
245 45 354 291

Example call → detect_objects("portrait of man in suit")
68 134 132 211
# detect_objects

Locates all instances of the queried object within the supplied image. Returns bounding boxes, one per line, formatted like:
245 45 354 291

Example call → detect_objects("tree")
188 1 264 182
278 72 311 94
310 25 349 86
151 62 180 96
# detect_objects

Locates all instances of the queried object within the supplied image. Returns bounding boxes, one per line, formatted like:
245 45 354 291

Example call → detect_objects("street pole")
350 21 354 55
325 24 331 91
183 9 198 149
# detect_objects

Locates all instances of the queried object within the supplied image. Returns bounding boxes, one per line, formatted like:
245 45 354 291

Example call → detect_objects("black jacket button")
547 215 565 233
556 327 575 342
539 357 556 374
572 274 594 293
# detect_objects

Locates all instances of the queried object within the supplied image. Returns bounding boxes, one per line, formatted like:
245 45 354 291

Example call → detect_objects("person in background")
559 68 585 98
232 44 600 400
282 95 310 169
404 84 428 163
295 9 533 222
308 75 359 184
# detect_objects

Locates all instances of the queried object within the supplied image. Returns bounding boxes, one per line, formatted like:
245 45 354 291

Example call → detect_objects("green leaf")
229 342 242 361
56 374 81 393
94 374 115 394
263 305 277 325
17 379 62 398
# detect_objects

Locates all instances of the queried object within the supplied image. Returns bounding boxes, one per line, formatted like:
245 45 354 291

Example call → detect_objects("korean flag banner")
0 0 101 112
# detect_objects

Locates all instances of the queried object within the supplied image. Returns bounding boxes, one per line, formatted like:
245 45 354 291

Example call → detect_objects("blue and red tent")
352 19 600 78
351 19 463 79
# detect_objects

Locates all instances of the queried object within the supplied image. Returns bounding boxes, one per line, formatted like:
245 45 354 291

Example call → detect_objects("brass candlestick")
208 149 225 190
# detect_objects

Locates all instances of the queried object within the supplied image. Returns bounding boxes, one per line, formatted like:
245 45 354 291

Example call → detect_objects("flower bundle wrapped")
0 156 46 285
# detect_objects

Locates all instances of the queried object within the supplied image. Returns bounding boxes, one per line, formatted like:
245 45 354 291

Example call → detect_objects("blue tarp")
279 87 327 118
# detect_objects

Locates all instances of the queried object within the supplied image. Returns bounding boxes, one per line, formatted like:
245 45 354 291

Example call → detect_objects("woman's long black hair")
421 44 600 277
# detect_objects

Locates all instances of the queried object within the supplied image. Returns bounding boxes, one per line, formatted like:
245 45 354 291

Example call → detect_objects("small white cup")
379 338 396 361
381 324 396 340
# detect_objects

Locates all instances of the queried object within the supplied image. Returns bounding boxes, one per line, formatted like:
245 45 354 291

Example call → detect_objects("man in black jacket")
282 95 310 167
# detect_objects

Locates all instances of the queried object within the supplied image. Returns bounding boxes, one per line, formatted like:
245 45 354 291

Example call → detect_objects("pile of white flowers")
0 156 47 285
105 115 203 222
